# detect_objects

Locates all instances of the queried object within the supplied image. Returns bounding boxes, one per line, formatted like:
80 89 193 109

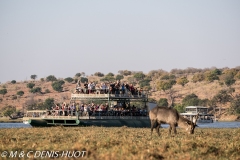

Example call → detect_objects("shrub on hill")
80 77 88 83
11 80 16 84
0 89 7 97
182 93 201 107
100 75 115 82
30 87 42 93
75 73 81 77
52 80 65 92
46 75 57 82
30 75 37 80
17 91 24 96
94 72 104 77
133 72 146 81
157 80 176 92
118 70 132 76
115 74 124 81
204 71 219 82
231 95 240 114
106 72 114 77
27 83 35 89
64 77 74 83
139 79 151 88
176 77 189 86
192 73 204 83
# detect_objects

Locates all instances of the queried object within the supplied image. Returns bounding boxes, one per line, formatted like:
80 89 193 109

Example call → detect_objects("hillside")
0 69 240 121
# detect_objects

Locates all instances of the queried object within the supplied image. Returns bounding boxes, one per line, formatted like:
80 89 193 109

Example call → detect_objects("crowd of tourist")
49 102 148 117
74 80 142 96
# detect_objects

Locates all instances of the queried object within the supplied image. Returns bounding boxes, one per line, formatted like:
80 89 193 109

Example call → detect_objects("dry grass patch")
0 127 240 160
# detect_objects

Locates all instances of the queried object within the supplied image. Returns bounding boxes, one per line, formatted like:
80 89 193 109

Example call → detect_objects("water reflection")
0 121 239 129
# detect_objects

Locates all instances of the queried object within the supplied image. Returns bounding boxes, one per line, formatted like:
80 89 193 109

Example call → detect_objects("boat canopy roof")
26 110 47 113
185 106 208 109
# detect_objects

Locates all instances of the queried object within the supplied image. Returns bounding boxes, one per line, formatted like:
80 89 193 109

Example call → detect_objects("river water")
0 121 240 129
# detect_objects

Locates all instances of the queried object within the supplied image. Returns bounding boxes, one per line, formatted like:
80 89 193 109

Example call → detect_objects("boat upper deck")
70 90 148 102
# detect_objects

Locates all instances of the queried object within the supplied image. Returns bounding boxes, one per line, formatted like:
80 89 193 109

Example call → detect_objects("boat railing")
71 89 148 100
24 109 149 120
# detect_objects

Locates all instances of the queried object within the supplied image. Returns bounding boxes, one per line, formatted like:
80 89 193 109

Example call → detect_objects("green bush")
75 73 81 77
106 72 114 77
94 72 104 77
11 80 16 84
45 89 50 93
0 89 7 97
139 79 151 88
27 83 35 89
64 77 74 83
30 87 42 93
52 80 65 92
17 91 24 96
30 75 37 80
182 94 200 107
115 75 124 81
133 72 146 81
46 75 57 82
80 77 88 83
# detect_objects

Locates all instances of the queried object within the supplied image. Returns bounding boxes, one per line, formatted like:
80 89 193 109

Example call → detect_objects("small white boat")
180 106 214 123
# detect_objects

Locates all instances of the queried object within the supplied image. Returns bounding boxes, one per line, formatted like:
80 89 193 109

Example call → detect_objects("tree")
204 71 219 82
0 89 7 97
212 89 232 115
157 98 168 107
100 75 115 82
235 72 240 80
27 83 35 89
230 95 240 114
212 69 222 75
30 87 42 93
133 72 146 81
94 72 104 77
106 72 114 77
64 77 74 83
192 73 204 83
174 104 185 113
30 75 37 80
139 79 151 88
115 74 124 81
80 77 88 83
52 80 65 92
75 73 81 77
177 77 189 86
156 79 177 107
46 75 57 82
2 105 16 117
160 74 176 80
182 94 200 107
17 91 24 96
118 70 132 76
157 80 176 92
222 73 236 87
11 80 16 84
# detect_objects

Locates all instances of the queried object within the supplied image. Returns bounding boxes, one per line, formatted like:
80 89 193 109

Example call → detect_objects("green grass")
0 127 239 160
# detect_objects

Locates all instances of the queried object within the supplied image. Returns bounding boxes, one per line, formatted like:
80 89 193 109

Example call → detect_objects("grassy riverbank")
0 127 239 160
0 117 22 123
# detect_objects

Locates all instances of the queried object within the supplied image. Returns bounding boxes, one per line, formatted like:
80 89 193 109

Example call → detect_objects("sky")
0 0 240 83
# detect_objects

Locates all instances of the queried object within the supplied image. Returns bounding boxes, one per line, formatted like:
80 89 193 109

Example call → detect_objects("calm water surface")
0 121 240 129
